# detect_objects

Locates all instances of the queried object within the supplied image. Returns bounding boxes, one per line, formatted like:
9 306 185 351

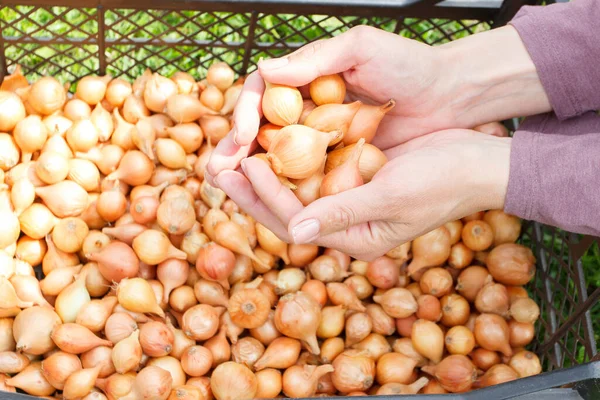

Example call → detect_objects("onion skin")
486 243 536 286
422 355 477 393
210 361 258 400
331 350 375 393
474 313 512 357
274 291 321 355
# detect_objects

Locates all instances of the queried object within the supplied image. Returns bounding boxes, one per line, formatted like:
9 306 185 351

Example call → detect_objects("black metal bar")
241 10 259 75
537 286 600 357
570 233 598 360
491 0 537 27
0 18 6 81
534 222 563 369
97 5 106 75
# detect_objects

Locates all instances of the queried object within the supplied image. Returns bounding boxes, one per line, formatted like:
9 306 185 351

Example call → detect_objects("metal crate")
1 0 600 398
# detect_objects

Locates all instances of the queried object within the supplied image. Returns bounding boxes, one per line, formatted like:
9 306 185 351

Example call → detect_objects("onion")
204 328 231 368
486 243 536 286
0 91 26 131
196 242 236 289
365 304 395 336
254 337 301 371
345 312 372 347
509 320 535 347
309 255 346 283
320 337 344 365
211 361 257 400
105 78 132 107
331 350 375 393
14 115 48 162
249 310 282 347
375 352 416 385
351 333 391 361
455 268 491 304
484 210 521 246
509 350 542 377
406 226 451 276
475 364 518 388
438 294 470 328
35 181 88 218
139 321 174 357
51 323 112 354
445 325 475 356
41 351 82 390
228 287 270 329
125 365 173 400
324 282 364 312
411 319 443 363
391 338 427 367
373 288 416 318
0 133 20 172
416 294 442 322
510 297 540 323
316 305 345 339
231 337 265 369
111 329 142 374
422 355 477 393
274 291 321 355
5 362 55 396
255 368 282 399
207 62 235 91
395 314 417 338
75 296 117 333
419 268 453 297
117 277 165 317
0 351 30 374
14 306 61 355
87 241 139 283
345 275 374 301
157 258 189 303
366 256 399 289
215 220 267 269
376 377 430 395
474 313 512 356
471 348 501 371
132 229 187 266
80 346 114 378
282 364 334 398
62 365 102 399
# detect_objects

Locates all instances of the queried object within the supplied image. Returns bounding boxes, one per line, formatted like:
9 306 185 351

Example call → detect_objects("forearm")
505 112 600 236
437 26 551 129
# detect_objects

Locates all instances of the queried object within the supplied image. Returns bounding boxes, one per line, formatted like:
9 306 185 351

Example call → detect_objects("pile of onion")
0 63 544 399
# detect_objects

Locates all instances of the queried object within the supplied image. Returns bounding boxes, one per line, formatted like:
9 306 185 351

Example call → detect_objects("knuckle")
327 204 358 230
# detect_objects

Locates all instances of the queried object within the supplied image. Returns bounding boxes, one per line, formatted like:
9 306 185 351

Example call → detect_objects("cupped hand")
206 25 457 186
214 129 511 261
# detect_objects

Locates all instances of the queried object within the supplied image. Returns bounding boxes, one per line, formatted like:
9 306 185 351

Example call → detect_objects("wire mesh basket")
1 0 600 398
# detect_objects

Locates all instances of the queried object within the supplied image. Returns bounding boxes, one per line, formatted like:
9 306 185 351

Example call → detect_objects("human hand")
205 25 449 186
214 129 511 261
206 24 547 187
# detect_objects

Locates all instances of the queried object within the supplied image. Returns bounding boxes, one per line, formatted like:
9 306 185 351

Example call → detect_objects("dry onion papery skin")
331 349 376 393
211 361 258 400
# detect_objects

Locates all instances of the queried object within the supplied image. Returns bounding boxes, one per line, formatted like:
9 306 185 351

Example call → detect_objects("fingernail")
240 159 248 176
231 127 240 146
291 219 321 244
259 57 289 70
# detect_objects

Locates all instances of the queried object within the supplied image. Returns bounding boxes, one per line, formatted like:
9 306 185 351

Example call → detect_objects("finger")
214 170 289 240
241 157 304 225
232 71 265 146
287 181 389 244
205 133 257 188
258 28 369 87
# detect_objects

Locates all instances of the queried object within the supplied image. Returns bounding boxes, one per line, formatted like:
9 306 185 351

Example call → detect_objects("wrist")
471 135 511 211
436 25 551 128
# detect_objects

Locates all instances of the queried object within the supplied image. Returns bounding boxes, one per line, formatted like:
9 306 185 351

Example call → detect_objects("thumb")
288 181 386 244
258 27 366 87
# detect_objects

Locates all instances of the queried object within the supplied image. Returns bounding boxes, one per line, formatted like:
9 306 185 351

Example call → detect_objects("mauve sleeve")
504 111 600 235
509 0 600 120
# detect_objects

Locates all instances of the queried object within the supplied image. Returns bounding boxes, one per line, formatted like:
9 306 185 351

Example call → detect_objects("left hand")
214 129 511 261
